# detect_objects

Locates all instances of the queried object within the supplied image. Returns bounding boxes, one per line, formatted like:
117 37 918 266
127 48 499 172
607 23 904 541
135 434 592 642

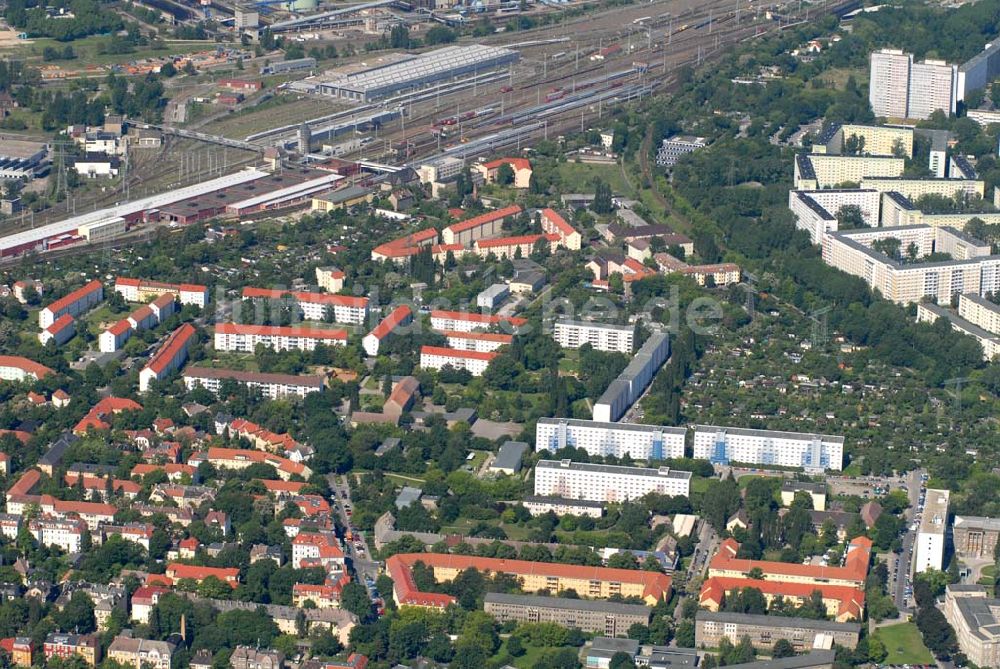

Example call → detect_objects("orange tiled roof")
43 280 102 316
421 345 498 362
429 310 527 326
367 305 412 341
445 205 522 235
0 355 54 379
700 576 865 621
386 553 671 608
242 287 368 309
710 537 872 586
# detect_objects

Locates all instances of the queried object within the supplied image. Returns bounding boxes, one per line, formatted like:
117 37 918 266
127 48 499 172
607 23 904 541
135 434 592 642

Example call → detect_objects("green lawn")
555 162 632 195
9 36 214 68
874 622 934 665
384 473 426 486
691 477 712 494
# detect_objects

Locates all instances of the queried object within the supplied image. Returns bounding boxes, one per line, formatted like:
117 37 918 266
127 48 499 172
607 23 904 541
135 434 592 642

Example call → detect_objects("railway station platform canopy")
316 45 519 102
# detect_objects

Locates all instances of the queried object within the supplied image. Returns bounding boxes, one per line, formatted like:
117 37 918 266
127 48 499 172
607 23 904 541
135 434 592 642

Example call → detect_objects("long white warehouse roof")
326 45 517 94
0 168 269 253
227 173 343 211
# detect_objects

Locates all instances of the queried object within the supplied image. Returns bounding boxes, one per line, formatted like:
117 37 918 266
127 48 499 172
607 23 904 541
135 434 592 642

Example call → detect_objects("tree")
506 635 525 657
340 582 371 619
496 162 515 186
53 591 95 633
609 651 637 669
867 636 887 663
389 24 410 48
592 179 613 214
424 25 456 45
675 620 695 647
836 204 865 230
772 639 795 659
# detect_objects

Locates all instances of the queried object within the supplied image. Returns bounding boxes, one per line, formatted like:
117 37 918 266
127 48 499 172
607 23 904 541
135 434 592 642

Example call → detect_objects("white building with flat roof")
534 459 692 502
917 301 1000 360
909 59 958 120
535 418 685 461
822 226 1000 305
958 292 1000 334
794 154 904 190
593 331 670 422
553 319 634 353
788 189 881 245
916 489 950 573
522 495 604 518
869 49 912 118
692 425 844 472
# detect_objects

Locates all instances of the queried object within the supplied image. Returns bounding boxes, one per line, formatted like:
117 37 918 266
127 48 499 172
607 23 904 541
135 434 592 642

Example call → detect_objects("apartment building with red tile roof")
39 314 76 347
214 323 348 353
540 208 582 250
0 355 54 382
442 205 522 247
474 159 532 188
473 233 561 260
369 227 465 264
292 532 344 571
164 563 240 587
7 469 41 500
385 553 671 609
384 376 419 418
258 479 307 495
699 576 865 622
241 288 368 324
73 397 142 434
428 310 526 333
140 323 196 392
191 448 311 481
64 473 140 499
39 279 103 329
114 277 209 307
227 418 302 456
419 345 498 377
362 305 412 356
709 537 872 588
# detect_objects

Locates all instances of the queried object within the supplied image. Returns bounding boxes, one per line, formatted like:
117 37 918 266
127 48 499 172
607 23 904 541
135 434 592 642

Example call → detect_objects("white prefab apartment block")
868 49 958 120
909 60 958 120
692 425 844 472
870 49 913 118
958 293 1000 335
822 226 1000 305
916 489 950 573
593 330 670 422
793 154 904 190
535 418 685 461
917 301 1000 361
553 319 634 353
788 189 881 245
534 459 692 502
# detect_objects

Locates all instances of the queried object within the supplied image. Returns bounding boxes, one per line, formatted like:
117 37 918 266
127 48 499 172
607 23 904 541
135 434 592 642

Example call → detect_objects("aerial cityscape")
4 0 1000 667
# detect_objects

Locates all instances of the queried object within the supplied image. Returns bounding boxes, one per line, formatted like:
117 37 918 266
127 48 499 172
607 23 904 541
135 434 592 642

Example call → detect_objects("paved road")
327 474 383 607
891 468 926 612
